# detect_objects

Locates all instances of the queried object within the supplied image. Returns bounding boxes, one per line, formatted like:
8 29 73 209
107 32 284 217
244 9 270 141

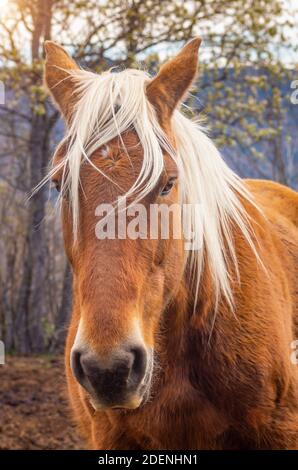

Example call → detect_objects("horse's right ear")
44 41 79 121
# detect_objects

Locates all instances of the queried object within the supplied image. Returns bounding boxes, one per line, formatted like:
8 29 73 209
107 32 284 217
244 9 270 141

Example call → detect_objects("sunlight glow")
0 0 9 16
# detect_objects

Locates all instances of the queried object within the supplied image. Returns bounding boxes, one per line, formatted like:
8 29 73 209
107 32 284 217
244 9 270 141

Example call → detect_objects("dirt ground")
0 356 83 449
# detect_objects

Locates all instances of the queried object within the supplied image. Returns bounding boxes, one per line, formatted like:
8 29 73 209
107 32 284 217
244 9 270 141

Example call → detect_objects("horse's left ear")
146 37 201 122
44 41 80 122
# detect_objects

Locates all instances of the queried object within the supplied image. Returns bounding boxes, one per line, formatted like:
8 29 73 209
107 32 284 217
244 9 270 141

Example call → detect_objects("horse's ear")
146 37 201 122
44 41 79 121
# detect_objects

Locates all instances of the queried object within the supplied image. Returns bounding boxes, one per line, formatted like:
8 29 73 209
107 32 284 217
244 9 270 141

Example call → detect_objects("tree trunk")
15 0 53 354
16 114 50 353
50 262 72 352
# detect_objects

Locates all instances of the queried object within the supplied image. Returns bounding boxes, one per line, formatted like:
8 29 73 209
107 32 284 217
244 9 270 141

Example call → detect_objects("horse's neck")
163 207 254 357
162 256 216 365
163 195 262 366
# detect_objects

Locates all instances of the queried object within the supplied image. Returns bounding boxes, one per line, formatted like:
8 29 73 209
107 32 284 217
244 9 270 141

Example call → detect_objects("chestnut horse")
43 38 298 449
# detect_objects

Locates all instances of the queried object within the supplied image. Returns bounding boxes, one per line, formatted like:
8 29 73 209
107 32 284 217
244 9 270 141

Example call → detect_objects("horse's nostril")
71 349 85 387
130 346 147 383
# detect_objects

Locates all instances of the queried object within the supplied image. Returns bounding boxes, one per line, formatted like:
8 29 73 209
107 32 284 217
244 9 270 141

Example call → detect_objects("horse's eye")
52 179 61 193
160 177 176 196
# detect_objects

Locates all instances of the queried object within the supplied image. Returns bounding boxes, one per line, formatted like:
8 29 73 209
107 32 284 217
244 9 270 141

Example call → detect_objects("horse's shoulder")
244 178 298 228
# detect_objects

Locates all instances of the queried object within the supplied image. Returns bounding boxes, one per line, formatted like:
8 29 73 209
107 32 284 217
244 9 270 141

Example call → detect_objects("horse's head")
44 39 201 410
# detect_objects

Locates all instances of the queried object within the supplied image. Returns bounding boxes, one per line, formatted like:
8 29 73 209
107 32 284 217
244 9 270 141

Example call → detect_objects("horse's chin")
88 395 145 414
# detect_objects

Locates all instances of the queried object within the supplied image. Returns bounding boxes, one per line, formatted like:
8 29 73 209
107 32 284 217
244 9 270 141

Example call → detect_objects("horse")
43 38 298 449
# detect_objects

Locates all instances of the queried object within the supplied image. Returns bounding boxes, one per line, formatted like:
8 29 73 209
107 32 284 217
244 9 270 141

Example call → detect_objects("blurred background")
0 0 297 449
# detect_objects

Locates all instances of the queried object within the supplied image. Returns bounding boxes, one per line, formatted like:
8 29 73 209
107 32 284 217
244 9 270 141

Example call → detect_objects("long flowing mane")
40 67 260 309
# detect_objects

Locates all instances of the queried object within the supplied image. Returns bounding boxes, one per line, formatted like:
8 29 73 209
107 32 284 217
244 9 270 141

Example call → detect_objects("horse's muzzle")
70 344 151 409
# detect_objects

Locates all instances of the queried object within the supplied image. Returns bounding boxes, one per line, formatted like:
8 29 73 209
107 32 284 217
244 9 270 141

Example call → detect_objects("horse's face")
54 132 183 409
45 38 201 410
